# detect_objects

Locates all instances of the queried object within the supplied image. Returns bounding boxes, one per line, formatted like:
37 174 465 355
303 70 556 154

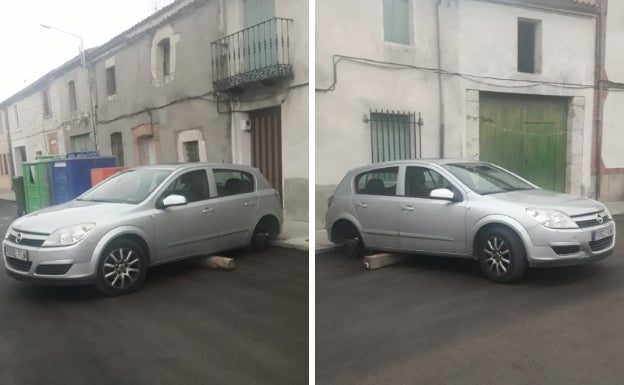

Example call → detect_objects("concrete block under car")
202 256 236 270
363 253 410 270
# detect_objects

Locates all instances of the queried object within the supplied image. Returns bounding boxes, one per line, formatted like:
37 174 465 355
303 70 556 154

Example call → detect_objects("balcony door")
243 0 277 72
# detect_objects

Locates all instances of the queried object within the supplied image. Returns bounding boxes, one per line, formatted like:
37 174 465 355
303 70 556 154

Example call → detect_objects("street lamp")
40 24 97 151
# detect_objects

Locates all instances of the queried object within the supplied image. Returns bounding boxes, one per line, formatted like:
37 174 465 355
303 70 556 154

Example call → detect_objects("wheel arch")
330 215 365 244
471 216 531 259
93 226 154 267
253 214 281 238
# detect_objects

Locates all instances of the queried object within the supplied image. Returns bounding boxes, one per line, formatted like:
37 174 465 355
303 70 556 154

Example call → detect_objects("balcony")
211 17 294 93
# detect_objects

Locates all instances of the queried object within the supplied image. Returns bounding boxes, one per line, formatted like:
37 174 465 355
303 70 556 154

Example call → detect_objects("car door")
399 166 467 255
351 166 402 250
153 168 219 262
210 168 260 249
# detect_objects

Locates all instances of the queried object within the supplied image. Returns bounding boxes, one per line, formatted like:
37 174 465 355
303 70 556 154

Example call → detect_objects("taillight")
328 194 334 208
274 190 283 208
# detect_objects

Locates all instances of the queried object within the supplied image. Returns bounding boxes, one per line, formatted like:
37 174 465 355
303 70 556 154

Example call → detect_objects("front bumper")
524 220 615 267
3 229 98 283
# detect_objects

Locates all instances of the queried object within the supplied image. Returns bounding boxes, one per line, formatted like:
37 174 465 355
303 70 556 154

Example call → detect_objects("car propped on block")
3 163 283 295
326 159 615 283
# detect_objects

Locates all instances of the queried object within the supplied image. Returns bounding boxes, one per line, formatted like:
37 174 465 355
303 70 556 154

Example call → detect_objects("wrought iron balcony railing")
211 17 294 93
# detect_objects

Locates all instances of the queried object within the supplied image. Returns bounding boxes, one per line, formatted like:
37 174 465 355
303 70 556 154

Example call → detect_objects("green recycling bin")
11 176 26 216
22 155 61 213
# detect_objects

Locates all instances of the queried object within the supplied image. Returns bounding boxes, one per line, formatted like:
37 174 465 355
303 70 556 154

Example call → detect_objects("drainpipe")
594 1 606 199
436 0 446 158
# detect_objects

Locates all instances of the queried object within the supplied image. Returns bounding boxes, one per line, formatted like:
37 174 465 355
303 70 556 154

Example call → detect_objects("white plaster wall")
601 1 624 170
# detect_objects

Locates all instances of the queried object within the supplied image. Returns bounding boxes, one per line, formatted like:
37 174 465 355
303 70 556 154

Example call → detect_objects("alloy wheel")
482 236 511 277
102 247 142 290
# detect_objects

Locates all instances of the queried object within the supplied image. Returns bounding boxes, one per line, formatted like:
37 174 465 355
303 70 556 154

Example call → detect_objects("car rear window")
354 167 398 196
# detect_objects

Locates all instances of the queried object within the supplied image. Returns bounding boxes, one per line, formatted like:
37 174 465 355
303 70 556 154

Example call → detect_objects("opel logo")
15 233 22 244
596 213 604 224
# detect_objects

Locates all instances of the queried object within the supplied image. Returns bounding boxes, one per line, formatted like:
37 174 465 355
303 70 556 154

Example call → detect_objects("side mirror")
158 194 188 209
430 188 462 202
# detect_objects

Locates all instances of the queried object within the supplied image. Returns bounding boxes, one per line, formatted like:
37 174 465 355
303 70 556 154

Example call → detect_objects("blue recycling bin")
51 151 116 205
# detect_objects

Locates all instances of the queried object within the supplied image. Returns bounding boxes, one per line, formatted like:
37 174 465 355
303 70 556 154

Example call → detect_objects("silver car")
326 159 615 282
3 163 283 295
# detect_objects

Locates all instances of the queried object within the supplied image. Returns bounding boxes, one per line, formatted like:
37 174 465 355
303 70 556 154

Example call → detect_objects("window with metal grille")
383 0 409 44
370 110 415 163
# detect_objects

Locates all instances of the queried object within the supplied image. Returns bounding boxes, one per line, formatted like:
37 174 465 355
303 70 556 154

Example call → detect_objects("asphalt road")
0 200 308 385
317 215 624 385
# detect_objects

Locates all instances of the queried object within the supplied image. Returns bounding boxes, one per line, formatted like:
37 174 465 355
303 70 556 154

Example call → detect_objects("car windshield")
443 163 536 195
78 168 172 204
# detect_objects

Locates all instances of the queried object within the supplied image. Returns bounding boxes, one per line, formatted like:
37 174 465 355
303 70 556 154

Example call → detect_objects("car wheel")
251 228 271 252
95 239 147 296
478 227 528 283
344 236 364 258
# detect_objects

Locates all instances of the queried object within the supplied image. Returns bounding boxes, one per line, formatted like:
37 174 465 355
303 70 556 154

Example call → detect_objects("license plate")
593 225 614 241
5 245 28 261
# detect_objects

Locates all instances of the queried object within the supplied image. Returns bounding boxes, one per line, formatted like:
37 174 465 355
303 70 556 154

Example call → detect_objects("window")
164 170 210 203
214 169 255 196
13 105 19 129
3 154 10 176
68 81 77 112
0 112 4 134
405 166 455 198
42 89 51 117
518 19 541 73
183 141 200 162
370 110 414 163
158 38 171 77
70 133 92 151
354 167 399 196
383 0 409 44
111 133 124 166
106 66 117 96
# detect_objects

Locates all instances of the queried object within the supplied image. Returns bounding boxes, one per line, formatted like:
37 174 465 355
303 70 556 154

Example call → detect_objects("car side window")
354 167 398 196
406 166 454 198
214 169 255 197
163 170 210 203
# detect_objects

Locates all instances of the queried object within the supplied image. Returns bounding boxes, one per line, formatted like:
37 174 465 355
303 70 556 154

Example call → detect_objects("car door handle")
401 205 414 212
244 201 254 206
356 202 368 208
202 207 214 214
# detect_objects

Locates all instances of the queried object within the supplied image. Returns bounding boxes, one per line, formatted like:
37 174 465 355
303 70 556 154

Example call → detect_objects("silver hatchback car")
326 160 615 282
3 163 283 295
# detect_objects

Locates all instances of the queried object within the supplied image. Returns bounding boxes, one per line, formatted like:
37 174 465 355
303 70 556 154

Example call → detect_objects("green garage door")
479 93 568 192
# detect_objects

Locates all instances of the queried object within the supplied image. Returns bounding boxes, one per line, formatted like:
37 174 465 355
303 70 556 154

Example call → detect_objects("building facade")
316 0 604 226
0 55 93 177
90 0 309 222
1 0 309 223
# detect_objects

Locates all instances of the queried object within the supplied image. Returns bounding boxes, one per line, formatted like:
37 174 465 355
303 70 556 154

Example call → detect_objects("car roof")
347 158 484 174
127 163 260 172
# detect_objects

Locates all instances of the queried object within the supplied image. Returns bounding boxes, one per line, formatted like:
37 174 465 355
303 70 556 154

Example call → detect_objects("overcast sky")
0 0 175 101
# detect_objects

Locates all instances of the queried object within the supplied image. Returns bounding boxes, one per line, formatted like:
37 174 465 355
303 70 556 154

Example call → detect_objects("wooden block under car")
202 256 236 270
363 253 410 270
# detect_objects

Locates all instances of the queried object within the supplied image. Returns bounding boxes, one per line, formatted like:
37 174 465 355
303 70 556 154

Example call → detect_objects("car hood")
488 189 605 216
12 200 137 234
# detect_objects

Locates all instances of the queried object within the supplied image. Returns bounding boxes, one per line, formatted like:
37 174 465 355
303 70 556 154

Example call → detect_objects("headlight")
526 208 578 229
42 223 96 247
